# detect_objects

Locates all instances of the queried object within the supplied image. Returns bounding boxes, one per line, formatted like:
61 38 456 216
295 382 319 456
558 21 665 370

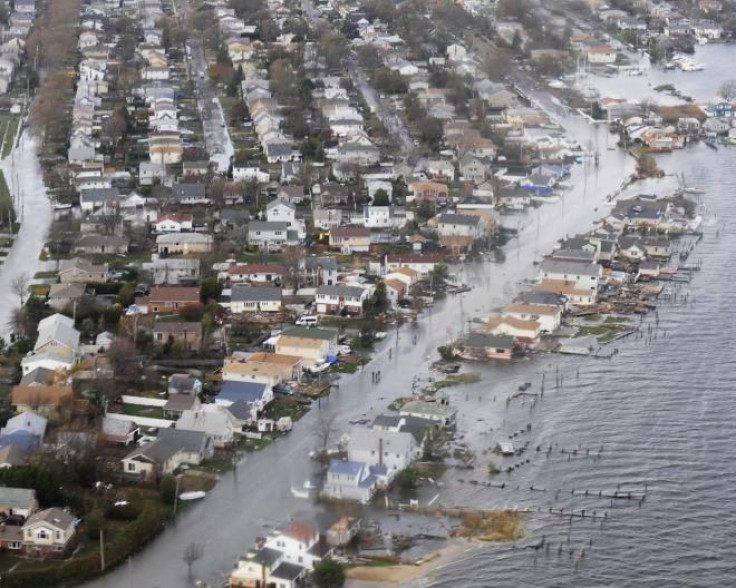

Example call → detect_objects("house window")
9 541 20 549
56 531 61 540
127 462 136 472
38 530 48 539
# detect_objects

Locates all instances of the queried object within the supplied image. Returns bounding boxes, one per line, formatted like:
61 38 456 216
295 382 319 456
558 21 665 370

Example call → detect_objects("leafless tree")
11 272 30 308
98 205 123 236
101 111 127 148
282 244 303 295
718 80 736 102
182 542 204 578
313 412 338 454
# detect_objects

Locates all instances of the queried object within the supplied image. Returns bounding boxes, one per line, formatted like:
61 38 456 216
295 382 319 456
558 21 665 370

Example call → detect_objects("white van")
295 315 319 327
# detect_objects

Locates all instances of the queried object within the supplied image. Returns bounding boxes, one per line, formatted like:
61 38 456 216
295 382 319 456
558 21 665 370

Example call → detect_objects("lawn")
0 112 20 159
123 404 165 419
0 169 13 228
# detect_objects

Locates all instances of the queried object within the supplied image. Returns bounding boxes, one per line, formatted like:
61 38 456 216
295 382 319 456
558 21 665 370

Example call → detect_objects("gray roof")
231 285 282 302
347 427 416 457
19 367 55 386
265 142 293 157
252 547 283 567
125 428 209 466
249 221 289 232
164 393 198 412
80 188 119 202
172 183 206 198
270 562 305 581
438 213 481 226
281 326 339 341
101 417 138 438
1 411 47 439
464 332 514 349
316 285 365 298
305 256 337 271
514 290 566 306
0 487 35 508
25 507 75 531
539 260 600 277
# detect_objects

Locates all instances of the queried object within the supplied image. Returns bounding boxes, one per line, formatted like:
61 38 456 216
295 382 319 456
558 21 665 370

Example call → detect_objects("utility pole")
99 529 105 571
173 475 181 515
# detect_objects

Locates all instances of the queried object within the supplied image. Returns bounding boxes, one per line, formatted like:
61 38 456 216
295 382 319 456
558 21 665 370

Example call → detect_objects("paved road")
0 133 53 340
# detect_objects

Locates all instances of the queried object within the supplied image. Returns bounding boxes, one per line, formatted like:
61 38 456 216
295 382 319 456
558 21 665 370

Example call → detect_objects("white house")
315 285 371 316
229 285 283 313
176 408 238 448
154 213 193 233
347 427 421 473
503 302 563 333
537 259 601 291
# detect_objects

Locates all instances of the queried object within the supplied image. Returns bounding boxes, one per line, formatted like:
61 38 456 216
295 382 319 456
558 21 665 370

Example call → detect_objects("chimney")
378 437 383 467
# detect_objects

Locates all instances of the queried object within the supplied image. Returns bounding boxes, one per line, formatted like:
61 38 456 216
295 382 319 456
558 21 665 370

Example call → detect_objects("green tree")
159 475 177 505
118 283 136 306
311 558 346 588
419 117 444 151
395 466 419 489
372 188 389 206
417 200 436 222
200 277 223 303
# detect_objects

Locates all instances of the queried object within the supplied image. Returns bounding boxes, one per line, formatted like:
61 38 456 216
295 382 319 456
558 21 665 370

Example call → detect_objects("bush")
86 507 105 540
159 475 177 505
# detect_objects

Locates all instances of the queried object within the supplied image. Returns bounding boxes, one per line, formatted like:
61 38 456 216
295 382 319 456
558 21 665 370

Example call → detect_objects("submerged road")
0 133 53 340
84 114 633 587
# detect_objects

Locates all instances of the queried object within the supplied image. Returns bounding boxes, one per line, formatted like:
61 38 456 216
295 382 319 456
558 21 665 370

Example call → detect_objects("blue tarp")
326 356 338 364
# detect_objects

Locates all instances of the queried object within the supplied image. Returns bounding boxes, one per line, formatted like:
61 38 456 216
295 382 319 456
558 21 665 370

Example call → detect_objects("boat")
52 202 72 210
374 331 388 340
290 480 315 499
179 491 206 501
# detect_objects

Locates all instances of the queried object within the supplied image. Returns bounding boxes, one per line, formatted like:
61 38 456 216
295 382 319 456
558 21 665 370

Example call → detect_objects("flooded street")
0 134 53 339
83 115 633 587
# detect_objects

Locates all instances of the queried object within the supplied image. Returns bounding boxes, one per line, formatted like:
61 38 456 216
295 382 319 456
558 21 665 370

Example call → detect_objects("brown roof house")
328 226 370 254
22 507 78 558
152 321 203 351
58 258 107 284
11 386 73 418
144 286 201 314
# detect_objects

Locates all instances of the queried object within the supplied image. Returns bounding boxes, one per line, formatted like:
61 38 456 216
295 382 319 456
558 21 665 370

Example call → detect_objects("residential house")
460 332 515 360
217 381 273 423
503 303 562 333
538 260 601 291
230 286 283 313
305 257 338 287
384 254 442 277
101 418 139 445
0 445 28 469
48 283 86 311
329 226 370 254
266 199 304 237
58 258 107 284
155 213 193 233
222 362 283 389
0 487 37 518
79 188 119 212
383 278 406 307
152 321 203 351
248 221 297 252
533 279 597 306
0 412 47 451
168 374 203 396
315 285 371 316
74 235 129 255
276 185 306 204
145 286 201 313
587 45 617 65
227 264 285 285
163 394 202 419
156 233 214 255
408 181 448 207
399 400 457 428
143 257 201 285
10 386 73 417
230 352 303 382
481 316 543 345
31 313 79 358
276 327 339 365
121 428 214 479
347 427 421 474
322 460 377 503
22 508 77 558
459 153 489 184
172 183 209 205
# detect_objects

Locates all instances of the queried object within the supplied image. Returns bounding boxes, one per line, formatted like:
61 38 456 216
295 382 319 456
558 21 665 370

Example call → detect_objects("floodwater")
0 134 53 340
423 143 735 588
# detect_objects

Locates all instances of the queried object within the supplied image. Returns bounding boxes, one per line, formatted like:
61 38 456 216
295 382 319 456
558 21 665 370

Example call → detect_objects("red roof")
330 226 370 238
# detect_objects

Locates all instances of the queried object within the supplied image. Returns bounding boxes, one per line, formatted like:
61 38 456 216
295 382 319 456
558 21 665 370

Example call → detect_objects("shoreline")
345 538 482 587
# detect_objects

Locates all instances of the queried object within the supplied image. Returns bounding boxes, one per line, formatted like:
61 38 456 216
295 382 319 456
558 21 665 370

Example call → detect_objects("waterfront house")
222 362 283 389
229 286 283 313
152 322 203 351
163 394 202 419
315 285 371 316
322 460 377 503
276 327 339 365
503 303 562 333
481 316 543 346
617 235 647 260
226 353 303 382
460 332 515 360
347 427 421 474
538 260 601 292
22 508 77 558
122 429 214 479
533 279 597 306
329 226 371 254
399 400 456 428
176 408 238 448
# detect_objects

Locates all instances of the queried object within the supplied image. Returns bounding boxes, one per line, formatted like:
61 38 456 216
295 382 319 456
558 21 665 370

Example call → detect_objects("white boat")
179 491 206 501
291 480 316 499
374 331 388 340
